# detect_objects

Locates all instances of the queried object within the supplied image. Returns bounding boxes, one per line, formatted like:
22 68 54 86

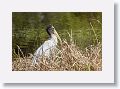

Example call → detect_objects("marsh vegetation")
12 12 102 71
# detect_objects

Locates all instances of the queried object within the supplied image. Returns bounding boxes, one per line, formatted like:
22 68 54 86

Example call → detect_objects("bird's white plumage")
32 34 58 64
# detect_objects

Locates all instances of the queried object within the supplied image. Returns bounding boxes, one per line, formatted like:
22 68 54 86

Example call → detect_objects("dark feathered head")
46 24 62 43
46 24 55 36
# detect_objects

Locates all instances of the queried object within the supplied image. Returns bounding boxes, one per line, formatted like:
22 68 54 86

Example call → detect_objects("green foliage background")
12 12 102 55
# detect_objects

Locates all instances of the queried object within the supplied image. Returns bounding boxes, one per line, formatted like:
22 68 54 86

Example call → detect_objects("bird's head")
46 24 62 44
46 24 55 35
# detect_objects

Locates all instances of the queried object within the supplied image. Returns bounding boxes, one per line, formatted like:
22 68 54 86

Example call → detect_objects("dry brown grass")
12 36 102 71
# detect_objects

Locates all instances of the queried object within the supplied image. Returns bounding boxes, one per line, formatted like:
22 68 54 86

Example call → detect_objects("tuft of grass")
12 31 102 71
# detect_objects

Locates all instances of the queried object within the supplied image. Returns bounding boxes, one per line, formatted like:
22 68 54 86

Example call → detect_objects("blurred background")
12 12 102 56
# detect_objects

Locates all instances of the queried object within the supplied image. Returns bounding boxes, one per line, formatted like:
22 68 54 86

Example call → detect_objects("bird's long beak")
54 29 62 44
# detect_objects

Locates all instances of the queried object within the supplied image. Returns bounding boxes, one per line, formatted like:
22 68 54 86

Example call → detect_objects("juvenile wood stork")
32 24 62 64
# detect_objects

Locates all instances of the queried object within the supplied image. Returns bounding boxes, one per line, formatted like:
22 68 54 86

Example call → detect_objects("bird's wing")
34 39 56 57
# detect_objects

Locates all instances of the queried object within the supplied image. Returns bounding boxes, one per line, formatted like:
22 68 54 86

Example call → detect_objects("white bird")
32 24 62 64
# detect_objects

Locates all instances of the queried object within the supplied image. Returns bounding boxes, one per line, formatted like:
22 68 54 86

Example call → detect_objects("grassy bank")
12 33 102 71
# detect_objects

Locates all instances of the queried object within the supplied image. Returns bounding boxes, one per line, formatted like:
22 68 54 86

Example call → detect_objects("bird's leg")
32 55 39 66
32 59 36 64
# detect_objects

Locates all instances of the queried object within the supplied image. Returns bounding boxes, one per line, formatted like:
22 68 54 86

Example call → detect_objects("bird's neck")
49 34 58 44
